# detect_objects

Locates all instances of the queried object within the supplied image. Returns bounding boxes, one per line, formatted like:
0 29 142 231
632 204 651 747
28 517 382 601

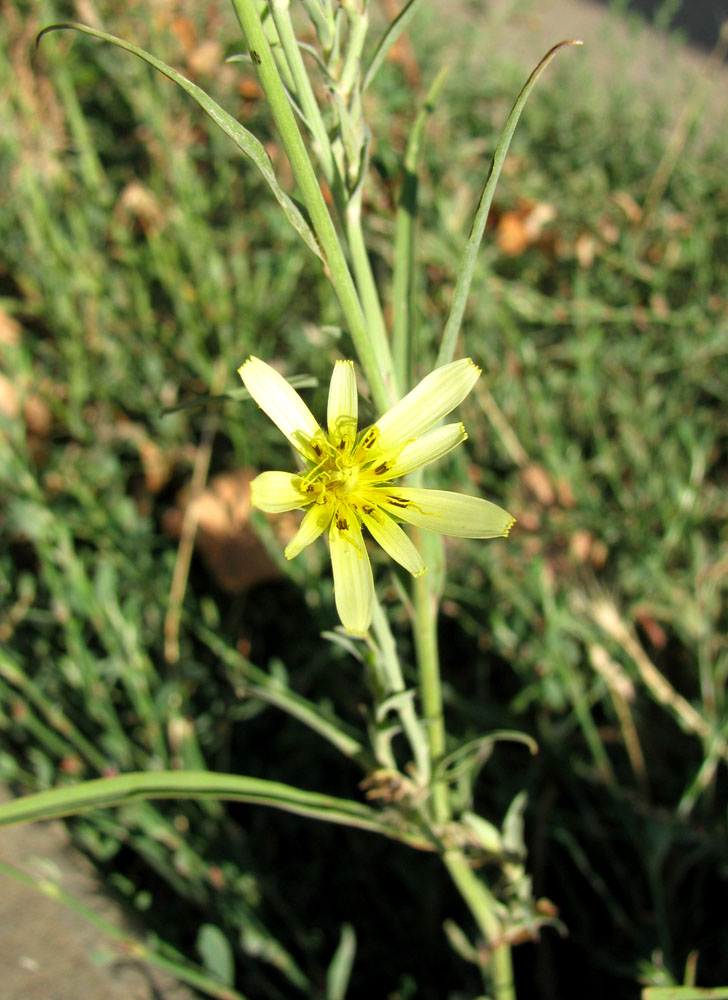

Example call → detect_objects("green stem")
257 0 296 93
412 553 448 823
270 0 336 185
345 194 394 386
444 851 516 1000
411 533 515 1000
371 596 430 784
230 0 396 412
336 3 368 102
268 0 392 382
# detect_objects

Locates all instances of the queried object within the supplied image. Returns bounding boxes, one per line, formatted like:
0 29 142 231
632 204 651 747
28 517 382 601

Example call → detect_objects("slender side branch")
392 65 449 389
230 0 397 411
437 40 582 367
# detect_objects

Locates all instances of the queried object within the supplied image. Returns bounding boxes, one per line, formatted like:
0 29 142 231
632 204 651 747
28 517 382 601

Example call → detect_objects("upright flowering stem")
230 0 398 412
370 596 431 784
413 539 516 1000
345 194 392 376
411 549 448 822
226 5 519 990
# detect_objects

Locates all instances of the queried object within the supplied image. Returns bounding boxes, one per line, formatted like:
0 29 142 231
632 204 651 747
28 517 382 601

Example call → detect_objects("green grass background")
1 1 727 997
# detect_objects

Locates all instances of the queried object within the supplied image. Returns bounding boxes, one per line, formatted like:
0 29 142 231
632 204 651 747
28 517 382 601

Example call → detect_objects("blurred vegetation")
1 1 727 998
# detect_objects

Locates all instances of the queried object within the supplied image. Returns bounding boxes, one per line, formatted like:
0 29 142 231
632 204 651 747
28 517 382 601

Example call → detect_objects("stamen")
357 426 379 452
300 457 329 486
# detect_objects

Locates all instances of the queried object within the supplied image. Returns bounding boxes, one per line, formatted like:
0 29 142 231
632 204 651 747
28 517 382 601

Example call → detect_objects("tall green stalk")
412 533 515 1000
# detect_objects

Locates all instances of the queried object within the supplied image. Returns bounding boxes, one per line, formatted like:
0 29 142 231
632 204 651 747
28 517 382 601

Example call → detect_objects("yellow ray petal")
239 356 320 458
358 506 426 577
250 471 305 512
327 360 358 450
372 358 480 456
374 487 515 538
285 501 334 559
329 505 374 635
382 423 467 479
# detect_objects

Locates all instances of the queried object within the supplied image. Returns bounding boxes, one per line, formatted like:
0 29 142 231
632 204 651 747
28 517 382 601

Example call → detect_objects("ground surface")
0 789 194 1000
1 1 726 997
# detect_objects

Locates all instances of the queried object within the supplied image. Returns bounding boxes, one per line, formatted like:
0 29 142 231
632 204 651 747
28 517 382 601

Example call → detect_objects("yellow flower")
239 356 515 635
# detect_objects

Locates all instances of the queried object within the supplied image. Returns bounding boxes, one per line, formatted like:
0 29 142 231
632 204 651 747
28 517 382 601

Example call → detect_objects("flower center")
331 460 359 496
298 430 366 505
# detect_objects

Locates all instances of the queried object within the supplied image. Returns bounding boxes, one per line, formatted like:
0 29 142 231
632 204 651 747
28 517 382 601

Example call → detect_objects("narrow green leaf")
442 918 480 965
433 731 538 785
159 375 318 416
36 23 323 260
436 39 583 368
0 771 434 850
326 923 357 1000
501 790 528 857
